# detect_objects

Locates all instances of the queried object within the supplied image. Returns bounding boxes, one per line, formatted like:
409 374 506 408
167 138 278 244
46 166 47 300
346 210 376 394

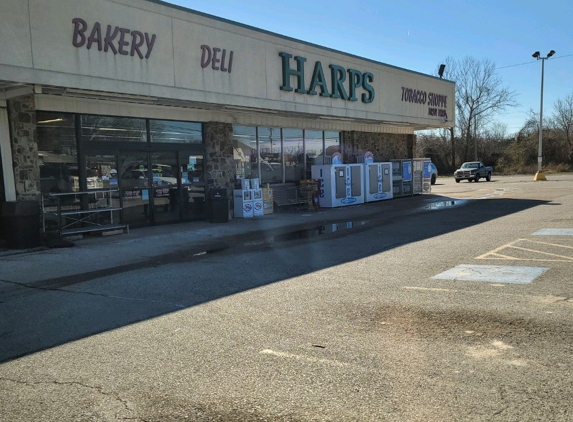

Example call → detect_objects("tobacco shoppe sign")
401 87 448 119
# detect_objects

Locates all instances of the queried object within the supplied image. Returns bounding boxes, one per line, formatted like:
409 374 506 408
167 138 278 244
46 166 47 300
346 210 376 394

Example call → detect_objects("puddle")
425 199 469 210
271 220 369 243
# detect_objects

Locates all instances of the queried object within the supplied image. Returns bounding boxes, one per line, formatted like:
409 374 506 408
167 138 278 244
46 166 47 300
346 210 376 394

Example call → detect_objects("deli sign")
72 18 156 59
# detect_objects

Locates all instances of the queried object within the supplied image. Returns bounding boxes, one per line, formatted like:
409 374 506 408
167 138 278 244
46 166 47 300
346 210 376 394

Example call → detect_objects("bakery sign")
72 18 156 59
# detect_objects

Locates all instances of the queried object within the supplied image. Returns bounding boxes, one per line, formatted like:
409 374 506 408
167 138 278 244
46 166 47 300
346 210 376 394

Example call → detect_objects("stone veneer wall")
7 95 40 201
342 131 416 162
203 121 236 194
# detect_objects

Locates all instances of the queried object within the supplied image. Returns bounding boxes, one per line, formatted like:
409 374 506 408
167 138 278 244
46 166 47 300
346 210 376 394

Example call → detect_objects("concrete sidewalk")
0 194 437 284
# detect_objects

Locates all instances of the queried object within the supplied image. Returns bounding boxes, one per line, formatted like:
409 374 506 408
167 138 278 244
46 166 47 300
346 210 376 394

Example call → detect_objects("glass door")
119 152 151 226
180 153 206 220
150 151 179 223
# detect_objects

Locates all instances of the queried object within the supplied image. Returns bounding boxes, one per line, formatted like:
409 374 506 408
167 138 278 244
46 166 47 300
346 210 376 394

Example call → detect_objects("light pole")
532 49 555 181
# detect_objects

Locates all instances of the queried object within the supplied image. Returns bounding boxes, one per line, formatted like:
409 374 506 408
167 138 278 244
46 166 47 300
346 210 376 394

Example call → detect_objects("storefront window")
232 126 341 184
86 154 118 191
305 130 323 178
233 125 257 179
150 120 202 144
259 127 282 184
37 111 77 194
325 131 341 161
283 128 304 182
81 115 146 143
180 154 205 220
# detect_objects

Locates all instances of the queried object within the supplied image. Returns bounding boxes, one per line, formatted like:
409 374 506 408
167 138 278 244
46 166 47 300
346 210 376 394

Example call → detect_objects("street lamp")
532 49 555 181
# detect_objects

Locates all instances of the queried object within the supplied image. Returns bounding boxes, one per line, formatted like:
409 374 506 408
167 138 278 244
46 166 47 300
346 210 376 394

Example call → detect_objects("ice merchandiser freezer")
233 189 253 218
311 164 364 208
364 162 393 202
420 159 432 194
391 159 414 197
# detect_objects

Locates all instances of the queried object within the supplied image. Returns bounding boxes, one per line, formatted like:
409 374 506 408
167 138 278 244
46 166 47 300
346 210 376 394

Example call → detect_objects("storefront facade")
0 0 454 233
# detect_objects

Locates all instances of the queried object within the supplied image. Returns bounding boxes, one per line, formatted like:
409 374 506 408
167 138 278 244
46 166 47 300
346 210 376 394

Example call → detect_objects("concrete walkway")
0 194 435 285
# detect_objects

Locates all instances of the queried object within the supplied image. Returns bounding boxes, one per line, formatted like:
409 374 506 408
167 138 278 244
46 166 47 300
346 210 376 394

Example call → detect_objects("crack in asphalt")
0 278 185 309
0 377 138 418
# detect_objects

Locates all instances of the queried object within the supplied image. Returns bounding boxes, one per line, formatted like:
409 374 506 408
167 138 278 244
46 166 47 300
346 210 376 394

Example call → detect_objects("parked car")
429 163 438 185
454 161 493 183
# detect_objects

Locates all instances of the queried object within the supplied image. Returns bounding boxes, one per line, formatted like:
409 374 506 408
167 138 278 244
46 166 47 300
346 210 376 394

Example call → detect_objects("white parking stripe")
259 349 356 368
532 228 573 236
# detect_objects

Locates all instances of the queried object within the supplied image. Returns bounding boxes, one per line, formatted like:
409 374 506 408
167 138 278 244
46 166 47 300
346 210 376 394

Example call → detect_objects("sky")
163 0 572 136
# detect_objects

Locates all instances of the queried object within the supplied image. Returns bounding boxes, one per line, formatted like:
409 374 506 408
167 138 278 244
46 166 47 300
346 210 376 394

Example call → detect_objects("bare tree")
439 57 518 162
552 93 573 163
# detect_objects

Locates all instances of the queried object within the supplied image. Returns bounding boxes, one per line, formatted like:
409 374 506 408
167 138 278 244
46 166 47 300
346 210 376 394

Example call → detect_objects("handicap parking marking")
432 264 549 284
532 228 573 236
476 239 573 262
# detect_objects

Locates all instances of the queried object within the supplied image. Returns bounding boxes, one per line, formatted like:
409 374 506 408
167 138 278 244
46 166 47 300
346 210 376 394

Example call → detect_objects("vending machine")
311 164 364 208
414 158 432 194
363 162 393 202
391 159 414 197
233 189 253 218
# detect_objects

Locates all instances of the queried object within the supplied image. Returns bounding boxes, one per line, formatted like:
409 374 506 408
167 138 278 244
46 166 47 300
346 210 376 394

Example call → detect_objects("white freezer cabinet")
363 162 393 202
311 164 364 208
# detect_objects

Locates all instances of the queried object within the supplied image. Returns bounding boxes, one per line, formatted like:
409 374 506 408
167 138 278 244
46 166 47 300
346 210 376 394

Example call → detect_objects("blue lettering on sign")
373 193 387 199
340 197 357 204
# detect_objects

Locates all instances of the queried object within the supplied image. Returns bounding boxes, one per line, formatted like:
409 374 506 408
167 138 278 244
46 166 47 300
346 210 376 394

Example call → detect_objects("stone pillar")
342 131 416 162
406 134 416 159
7 95 40 201
203 121 235 193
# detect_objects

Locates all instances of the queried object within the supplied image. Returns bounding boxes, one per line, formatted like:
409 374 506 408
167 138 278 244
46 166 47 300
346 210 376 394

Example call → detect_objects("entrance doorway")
85 150 206 227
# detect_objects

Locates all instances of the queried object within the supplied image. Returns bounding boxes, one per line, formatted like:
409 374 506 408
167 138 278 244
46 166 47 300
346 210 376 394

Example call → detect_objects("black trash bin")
1 200 42 249
208 187 230 223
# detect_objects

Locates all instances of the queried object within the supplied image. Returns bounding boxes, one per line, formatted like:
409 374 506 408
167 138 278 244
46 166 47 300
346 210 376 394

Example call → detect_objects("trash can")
209 187 230 223
1 200 42 249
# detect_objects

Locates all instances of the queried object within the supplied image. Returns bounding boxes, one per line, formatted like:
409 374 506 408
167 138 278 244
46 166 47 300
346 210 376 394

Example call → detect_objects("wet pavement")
0 193 446 284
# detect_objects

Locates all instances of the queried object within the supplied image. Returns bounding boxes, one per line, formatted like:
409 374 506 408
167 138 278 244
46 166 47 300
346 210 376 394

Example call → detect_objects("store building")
0 0 454 237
